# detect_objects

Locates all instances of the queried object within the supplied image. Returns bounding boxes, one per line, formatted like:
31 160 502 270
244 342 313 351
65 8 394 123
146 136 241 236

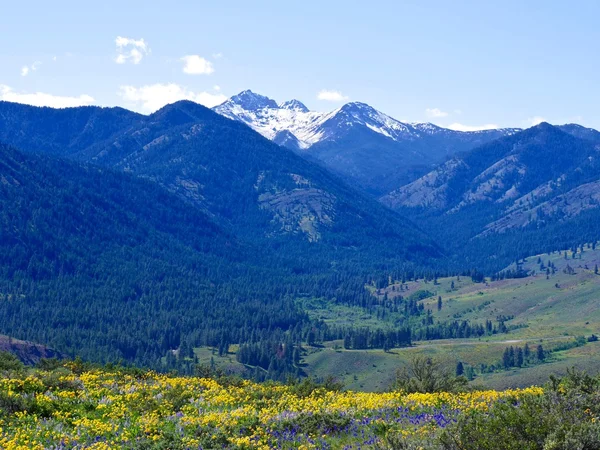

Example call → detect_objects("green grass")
302 346 402 391
300 297 401 329
301 243 600 391
193 346 247 375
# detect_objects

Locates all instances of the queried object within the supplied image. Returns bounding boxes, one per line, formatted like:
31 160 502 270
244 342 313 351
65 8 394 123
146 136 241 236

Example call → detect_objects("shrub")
440 368 600 450
0 351 24 372
36 357 64 371
393 356 468 393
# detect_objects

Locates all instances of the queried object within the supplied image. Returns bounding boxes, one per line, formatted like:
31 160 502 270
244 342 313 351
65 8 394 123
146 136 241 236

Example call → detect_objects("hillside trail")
406 335 571 350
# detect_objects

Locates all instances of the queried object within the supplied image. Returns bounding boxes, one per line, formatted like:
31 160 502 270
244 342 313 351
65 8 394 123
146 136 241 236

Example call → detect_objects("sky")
1 0 599 131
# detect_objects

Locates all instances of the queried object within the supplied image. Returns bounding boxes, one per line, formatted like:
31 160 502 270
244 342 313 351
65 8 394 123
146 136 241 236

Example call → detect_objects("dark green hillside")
0 142 308 368
308 124 431 196
0 100 442 273
0 101 140 156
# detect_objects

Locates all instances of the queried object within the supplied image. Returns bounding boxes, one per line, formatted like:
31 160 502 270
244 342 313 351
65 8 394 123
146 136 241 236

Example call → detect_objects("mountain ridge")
214 90 522 149
213 90 522 194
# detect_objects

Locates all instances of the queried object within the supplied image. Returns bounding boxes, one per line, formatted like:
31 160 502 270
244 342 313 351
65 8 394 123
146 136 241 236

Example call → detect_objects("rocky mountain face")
0 335 64 365
383 123 600 217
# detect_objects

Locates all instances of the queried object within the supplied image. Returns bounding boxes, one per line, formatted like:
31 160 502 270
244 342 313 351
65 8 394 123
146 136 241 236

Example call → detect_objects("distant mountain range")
382 123 600 215
2 95 599 268
214 90 521 194
212 90 600 266
382 122 600 268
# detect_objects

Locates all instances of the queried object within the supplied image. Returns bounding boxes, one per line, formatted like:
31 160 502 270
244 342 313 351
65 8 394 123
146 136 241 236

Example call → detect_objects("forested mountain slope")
0 101 140 156
383 123 600 269
0 102 446 375
0 100 441 271
0 142 309 366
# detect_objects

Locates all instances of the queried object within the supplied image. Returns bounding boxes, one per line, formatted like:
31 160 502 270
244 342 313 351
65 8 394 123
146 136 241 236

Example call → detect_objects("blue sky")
1 0 599 130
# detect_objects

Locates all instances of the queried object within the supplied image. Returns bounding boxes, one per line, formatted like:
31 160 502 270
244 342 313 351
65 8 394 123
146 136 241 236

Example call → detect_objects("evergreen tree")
524 343 531 360
537 344 545 361
515 347 524 367
465 365 475 381
503 348 512 369
455 361 464 376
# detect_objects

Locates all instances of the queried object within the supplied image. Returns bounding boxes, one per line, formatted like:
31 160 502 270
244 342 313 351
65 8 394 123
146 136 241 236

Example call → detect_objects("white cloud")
212 52 223 59
425 107 448 118
181 55 214 75
118 83 227 112
20 61 41 77
213 85 221 91
0 84 94 108
115 36 149 64
447 123 499 132
116 36 147 50
194 91 227 107
526 116 546 127
317 89 349 102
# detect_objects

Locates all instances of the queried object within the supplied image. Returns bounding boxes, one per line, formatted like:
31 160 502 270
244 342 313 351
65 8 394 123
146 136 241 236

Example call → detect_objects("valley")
196 243 600 391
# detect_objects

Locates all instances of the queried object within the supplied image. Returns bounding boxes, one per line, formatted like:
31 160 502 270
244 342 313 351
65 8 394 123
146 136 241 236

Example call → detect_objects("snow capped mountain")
279 99 309 113
226 89 278 111
213 90 523 194
316 101 420 142
214 91 426 149
214 90 518 150
215 90 331 148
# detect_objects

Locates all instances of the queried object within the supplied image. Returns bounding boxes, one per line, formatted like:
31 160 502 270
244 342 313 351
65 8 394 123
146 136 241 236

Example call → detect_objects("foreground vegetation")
2 354 600 449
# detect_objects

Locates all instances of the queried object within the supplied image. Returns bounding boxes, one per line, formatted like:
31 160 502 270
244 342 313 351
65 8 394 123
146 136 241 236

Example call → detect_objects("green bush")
393 356 468 393
440 368 600 450
0 351 24 372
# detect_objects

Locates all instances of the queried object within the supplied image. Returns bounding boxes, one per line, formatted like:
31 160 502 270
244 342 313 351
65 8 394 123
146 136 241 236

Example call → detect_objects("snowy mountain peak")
279 99 309 113
336 102 390 122
321 101 418 139
340 101 373 111
410 122 444 134
226 90 278 111
213 89 522 154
